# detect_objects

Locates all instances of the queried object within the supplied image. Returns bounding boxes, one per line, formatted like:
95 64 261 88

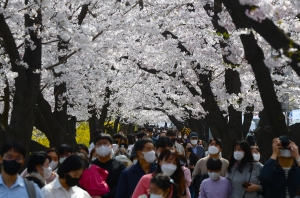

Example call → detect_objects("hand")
189 165 195 169
271 138 281 159
115 148 119 153
287 142 300 160
121 148 126 153
245 183 260 192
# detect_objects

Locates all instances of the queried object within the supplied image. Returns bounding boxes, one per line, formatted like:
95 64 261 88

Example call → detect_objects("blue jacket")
116 161 157 198
259 158 300 198
192 145 205 159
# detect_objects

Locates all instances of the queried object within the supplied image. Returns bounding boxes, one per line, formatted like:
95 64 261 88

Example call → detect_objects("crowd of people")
1 127 300 198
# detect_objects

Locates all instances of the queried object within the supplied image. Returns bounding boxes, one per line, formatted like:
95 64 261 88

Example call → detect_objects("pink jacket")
79 164 110 196
182 166 191 198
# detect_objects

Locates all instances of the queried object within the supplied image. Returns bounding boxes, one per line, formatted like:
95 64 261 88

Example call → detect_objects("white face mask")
191 140 198 145
234 151 244 161
42 166 52 179
280 149 292 157
208 172 220 181
49 161 58 170
133 159 138 164
150 194 163 198
178 136 182 139
96 145 112 157
142 150 156 163
184 135 187 139
208 146 219 155
252 153 260 161
59 157 67 164
161 163 177 176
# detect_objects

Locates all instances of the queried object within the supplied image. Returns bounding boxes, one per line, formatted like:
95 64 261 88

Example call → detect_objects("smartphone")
242 182 250 188
121 145 124 149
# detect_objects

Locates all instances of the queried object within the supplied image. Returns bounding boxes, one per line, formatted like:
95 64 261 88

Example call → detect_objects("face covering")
157 153 160 158
96 145 112 157
65 174 80 187
59 157 67 164
208 146 219 155
43 166 53 179
142 150 156 163
208 172 220 181
178 136 182 139
253 153 260 161
187 147 193 152
2 160 22 175
150 194 163 198
161 164 177 176
184 135 187 139
49 161 58 170
280 149 292 157
133 159 138 164
191 140 198 145
234 151 244 161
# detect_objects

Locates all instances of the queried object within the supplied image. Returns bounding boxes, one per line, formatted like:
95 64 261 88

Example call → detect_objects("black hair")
150 174 178 198
76 152 89 169
137 132 147 139
57 144 73 156
127 134 135 145
27 151 52 173
118 137 128 148
206 158 222 170
208 138 223 148
45 148 60 161
166 130 176 137
134 138 154 152
75 144 89 154
154 149 185 196
93 133 113 145
147 128 153 132
178 155 187 166
155 137 174 149
57 154 84 178
112 133 123 140
228 141 253 173
0 141 26 158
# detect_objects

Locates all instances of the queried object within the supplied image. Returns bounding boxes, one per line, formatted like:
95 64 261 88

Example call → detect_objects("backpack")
24 178 36 198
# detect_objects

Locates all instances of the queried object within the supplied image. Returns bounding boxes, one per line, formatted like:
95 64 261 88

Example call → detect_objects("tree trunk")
98 87 111 130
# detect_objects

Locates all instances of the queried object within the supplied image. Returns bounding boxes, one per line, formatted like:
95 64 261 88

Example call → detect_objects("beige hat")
115 155 132 167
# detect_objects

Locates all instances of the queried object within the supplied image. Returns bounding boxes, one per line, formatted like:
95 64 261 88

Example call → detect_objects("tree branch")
45 50 77 70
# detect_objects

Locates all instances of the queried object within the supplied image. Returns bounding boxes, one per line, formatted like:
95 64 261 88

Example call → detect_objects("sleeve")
201 147 205 158
116 170 127 198
84 190 92 198
258 159 276 186
131 176 149 198
40 187 54 198
192 160 201 179
184 168 192 188
199 180 207 198
227 179 233 198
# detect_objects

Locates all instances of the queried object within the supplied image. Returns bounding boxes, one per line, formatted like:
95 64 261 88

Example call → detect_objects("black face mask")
65 174 80 187
3 160 22 175
187 148 193 152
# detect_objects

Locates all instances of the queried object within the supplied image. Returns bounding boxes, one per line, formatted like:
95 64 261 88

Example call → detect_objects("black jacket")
92 158 126 198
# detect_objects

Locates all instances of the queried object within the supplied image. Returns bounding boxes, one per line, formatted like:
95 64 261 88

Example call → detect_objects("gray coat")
226 162 262 198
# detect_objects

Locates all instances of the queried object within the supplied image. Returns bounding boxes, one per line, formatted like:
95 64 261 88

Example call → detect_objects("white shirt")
0 174 44 198
41 177 91 198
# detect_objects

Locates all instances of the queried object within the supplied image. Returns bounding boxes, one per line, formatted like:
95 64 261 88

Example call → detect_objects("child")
138 174 179 198
199 158 232 198
77 153 110 198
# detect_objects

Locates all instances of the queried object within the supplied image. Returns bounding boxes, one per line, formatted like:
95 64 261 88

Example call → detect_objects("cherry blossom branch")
45 50 77 70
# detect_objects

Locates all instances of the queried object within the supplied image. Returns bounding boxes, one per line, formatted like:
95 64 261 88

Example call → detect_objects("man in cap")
189 132 205 159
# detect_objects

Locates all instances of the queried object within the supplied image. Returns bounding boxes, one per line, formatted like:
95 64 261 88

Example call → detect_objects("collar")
0 175 25 188
53 177 75 193
134 161 157 174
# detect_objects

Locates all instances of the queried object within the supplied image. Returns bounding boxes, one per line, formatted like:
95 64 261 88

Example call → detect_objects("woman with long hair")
132 148 185 198
226 141 262 198
114 137 130 158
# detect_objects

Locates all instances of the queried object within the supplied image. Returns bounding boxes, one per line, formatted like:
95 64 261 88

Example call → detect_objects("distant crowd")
1 127 300 198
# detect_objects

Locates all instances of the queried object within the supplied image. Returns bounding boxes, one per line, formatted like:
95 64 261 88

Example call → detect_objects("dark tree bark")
88 108 99 144
98 87 111 130
113 117 120 134
240 32 289 162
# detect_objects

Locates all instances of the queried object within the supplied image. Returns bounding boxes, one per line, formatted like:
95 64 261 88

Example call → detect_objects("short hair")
206 158 222 171
27 151 51 173
208 138 223 148
94 133 113 145
137 132 147 139
155 137 173 149
0 141 26 158
57 154 84 178
75 144 89 154
93 129 103 138
134 139 154 152
150 174 173 192
45 148 60 160
57 144 73 156
147 128 153 132
113 134 123 139
166 130 176 137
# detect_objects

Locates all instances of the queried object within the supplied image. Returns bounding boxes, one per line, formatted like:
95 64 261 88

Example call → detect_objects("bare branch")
45 50 77 70
92 31 103 41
